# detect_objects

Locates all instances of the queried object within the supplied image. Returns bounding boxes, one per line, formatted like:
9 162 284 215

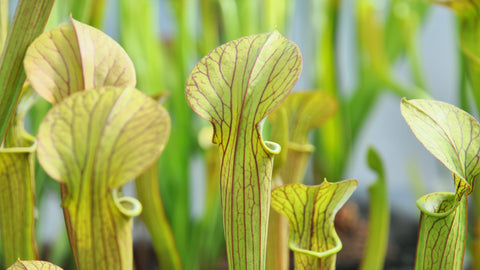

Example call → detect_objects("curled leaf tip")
415 192 468 269
367 146 384 174
416 192 458 217
113 190 142 217
264 140 281 154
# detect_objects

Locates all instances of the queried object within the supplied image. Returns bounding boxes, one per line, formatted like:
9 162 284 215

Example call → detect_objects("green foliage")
360 147 389 270
185 30 302 269
0 0 475 269
416 192 467 269
441 0 480 111
401 98 480 268
0 86 38 266
24 17 171 270
269 90 337 184
266 90 338 270
401 99 480 197
36 86 169 270
136 164 183 270
0 0 54 142
271 180 358 270
24 17 136 104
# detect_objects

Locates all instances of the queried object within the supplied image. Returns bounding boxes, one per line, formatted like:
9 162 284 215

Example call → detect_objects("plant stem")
312 0 346 181
238 0 258 35
69 0 106 28
0 0 7 52
136 164 183 270
360 148 389 270
0 136 37 267
218 0 240 41
199 0 219 55
403 21 427 90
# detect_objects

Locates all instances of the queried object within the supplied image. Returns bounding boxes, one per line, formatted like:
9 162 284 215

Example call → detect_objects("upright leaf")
189 126 225 269
266 197 289 270
266 90 337 270
0 0 54 142
0 0 7 52
0 86 38 267
360 147 389 270
69 0 106 28
439 0 480 111
36 86 170 270
271 180 358 270
119 0 165 96
415 192 467 269
136 164 183 270
185 31 302 269
24 16 136 104
401 98 480 269
437 4 480 266
117 4 183 267
25 17 156 270
312 0 344 183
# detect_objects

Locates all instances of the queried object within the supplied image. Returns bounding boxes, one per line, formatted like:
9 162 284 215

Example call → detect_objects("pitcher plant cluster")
1 0 480 270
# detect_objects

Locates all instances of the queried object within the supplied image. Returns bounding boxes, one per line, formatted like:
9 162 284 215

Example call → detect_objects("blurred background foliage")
6 0 477 268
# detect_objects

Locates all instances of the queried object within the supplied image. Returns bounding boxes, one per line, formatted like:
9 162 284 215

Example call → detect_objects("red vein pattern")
36 87 170 270
24 17 136 105
401 99 478 268
401 98 480 197
72 19 136 90
415 192 467 269
271 180 358 270
7 259 63 270
266 91 337 270
185 31 302 269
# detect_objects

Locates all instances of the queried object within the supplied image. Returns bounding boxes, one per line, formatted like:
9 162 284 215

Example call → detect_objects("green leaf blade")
37 86 169 188
186 30 302 145
185 31 302 269
266 90 337 269
400 98 480 194
271 180 358 269
24 17 136 104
